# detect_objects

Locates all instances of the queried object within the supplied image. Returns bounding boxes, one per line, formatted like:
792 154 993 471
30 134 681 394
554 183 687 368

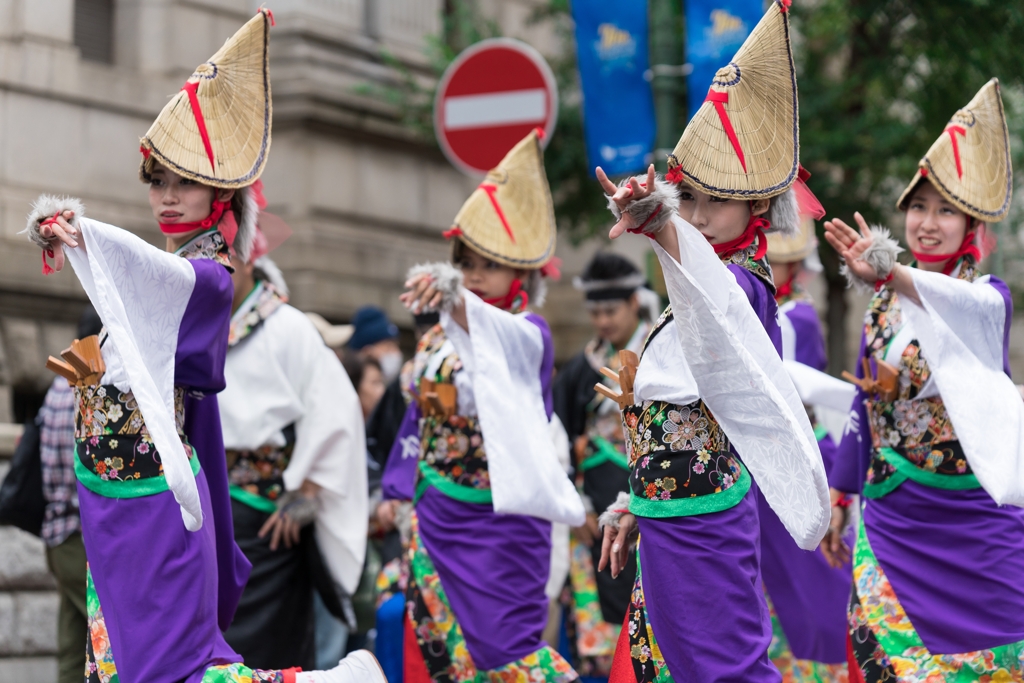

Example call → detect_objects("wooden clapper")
593 350 640 410
841 357 898 403
46 336 105 387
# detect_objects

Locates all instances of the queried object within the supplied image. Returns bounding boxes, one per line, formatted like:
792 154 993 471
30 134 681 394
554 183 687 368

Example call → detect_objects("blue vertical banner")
572 0 656 176
685 1 763 119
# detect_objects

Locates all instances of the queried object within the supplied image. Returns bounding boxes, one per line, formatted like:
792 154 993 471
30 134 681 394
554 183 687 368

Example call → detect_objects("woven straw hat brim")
767 216 816 263
140 11 272 189
450 130 556 269
669 0 798 200
896 78 1012 222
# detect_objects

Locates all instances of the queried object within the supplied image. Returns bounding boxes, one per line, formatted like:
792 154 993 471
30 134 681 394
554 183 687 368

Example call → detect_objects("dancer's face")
676 182 768 245
904 181 970 264
456 245 523 301
588 295 641 350
148 162 233 249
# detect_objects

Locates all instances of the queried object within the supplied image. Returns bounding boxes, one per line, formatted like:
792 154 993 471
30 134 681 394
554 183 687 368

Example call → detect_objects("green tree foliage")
359 0 1024 371
792 0 1024 371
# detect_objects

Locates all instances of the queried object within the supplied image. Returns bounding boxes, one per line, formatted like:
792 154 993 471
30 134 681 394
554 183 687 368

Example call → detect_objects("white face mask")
378 350 404 384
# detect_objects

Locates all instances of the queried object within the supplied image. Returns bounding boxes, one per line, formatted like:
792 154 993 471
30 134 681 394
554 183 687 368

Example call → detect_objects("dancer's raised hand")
823 212 880 283
37 210 80 272
597 164 656 240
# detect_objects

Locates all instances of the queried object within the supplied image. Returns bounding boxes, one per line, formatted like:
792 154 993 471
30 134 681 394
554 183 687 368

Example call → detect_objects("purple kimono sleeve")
988 276 1014 378
382 401 422 501
174 259 232 392
524 313 555 419
785 301 829 372
831 331 871 495
177 259 250 630
728 264 783 355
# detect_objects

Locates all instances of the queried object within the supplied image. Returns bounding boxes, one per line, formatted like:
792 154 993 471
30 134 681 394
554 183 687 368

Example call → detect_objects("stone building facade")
0 0 626 428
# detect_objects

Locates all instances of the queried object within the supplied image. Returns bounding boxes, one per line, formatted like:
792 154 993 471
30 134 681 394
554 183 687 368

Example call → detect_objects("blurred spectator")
340 351 386 422
365 311 438 471
41 304 102 683
347 307 402 384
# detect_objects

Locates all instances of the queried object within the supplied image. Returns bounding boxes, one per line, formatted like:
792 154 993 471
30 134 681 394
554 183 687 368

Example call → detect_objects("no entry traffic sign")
434 38 558 176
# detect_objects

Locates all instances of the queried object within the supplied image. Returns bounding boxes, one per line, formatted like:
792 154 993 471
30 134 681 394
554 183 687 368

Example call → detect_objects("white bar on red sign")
443 88 547 130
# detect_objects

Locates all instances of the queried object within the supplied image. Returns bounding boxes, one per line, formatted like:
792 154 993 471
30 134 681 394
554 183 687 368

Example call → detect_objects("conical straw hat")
449 130 556 269
667 1 798 199
767 215 816 263
897 78 1012 222
140 10 272 189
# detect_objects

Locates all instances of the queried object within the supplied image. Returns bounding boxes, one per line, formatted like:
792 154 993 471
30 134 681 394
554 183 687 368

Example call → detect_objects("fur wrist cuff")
840 226 903 292
22 195 85 249
608 175 679 235
407 262 464 312
278 490 318 527
597 491 633 532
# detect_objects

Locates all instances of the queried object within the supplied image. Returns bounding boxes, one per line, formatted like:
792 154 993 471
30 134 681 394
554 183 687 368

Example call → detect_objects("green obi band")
813 424 829 442
579 435 630 472
415 461 493 505
629 459 751 518
229 484 278 514
863 446 980 499
75 444 200 499
73 383 199 499
622 399 750 519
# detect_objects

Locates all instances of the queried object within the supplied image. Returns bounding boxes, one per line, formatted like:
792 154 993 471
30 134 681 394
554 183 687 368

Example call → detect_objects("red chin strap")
774 268 797 302
712 204 770 260
159 198 231 236
910 216 981 276
484 278 529 311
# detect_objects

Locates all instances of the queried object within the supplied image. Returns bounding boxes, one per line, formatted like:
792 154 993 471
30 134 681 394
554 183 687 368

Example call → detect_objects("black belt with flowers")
74 383 199 498
621 398 750 518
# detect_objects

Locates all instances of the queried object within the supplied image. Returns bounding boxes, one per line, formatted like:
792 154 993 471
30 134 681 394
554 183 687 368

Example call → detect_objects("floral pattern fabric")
721 241 776 295
624 548 674 683
227 443 293 503
622 399 741 503
176 227 233 270
412 324 492 498
421 414 489 492
850 517 1024 682
567 537 618 675
228 281 287 347
620 309 746 517
85 566 117 683
75 383 192 485
405 513 578 682
862 268 977 452
861 265 979 492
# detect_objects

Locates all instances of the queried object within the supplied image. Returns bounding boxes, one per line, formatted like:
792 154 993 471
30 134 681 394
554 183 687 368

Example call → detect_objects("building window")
74 0 115 64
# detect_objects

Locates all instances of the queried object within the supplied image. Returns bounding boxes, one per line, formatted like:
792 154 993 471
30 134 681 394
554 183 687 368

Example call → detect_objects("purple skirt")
414 486 552 671
636 487 780 682
78 469 241 683
864 479 1024 653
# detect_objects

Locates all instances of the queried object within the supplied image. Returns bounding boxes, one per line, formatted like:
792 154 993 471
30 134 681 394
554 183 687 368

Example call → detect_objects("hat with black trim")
896 78 1012 222
140 9 273 190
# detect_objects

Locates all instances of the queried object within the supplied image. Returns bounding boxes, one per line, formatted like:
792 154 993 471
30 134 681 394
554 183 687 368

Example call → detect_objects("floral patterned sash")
74 384 199 498
412 325 491 504
620 309 750 519
861 262 980 496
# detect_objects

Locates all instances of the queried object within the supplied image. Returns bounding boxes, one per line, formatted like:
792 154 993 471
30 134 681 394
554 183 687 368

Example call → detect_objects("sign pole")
649 0 684 171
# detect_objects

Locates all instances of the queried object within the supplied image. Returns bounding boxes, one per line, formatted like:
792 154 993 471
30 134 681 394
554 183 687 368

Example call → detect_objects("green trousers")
45 532 88 683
